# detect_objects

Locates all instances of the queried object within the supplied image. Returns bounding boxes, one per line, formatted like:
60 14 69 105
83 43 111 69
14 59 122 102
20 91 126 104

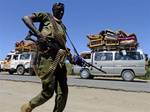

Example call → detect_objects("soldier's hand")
36 31 47 43
36 31 45 38
38 37 47 44
73 55 86 67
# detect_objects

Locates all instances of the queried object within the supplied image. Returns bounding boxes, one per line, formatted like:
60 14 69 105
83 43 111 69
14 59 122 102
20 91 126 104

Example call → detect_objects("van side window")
115 52 142 60
115 53 125 60
95 53 112 61
20 54 30 60
13 55 19 60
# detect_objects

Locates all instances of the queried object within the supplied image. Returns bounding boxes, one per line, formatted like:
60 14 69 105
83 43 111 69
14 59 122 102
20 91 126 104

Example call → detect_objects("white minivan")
0 51 36 75
72 49 146 81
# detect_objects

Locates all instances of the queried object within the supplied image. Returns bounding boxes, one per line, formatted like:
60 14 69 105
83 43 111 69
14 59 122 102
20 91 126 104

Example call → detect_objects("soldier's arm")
22 14 41 37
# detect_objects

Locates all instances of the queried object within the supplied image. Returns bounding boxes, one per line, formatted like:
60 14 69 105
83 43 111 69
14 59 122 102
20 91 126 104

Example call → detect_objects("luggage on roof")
87 30 138 51
15 40 37 52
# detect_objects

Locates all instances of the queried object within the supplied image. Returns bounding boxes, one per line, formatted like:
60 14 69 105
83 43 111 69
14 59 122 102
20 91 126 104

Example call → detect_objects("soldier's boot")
21 103 32 112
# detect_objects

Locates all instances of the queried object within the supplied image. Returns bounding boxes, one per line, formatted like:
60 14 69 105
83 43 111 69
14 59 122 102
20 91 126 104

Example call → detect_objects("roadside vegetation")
144 59 150 80
66 63 73 75
145 67 150 80
139 59 150 80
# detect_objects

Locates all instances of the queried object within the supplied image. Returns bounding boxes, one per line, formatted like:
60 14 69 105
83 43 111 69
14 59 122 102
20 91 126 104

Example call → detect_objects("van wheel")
17 65 25 75
121 70 135 81
80 69 91 79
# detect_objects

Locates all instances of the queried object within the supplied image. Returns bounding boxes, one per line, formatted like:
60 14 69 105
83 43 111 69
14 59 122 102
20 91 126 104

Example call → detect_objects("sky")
0 0 150 59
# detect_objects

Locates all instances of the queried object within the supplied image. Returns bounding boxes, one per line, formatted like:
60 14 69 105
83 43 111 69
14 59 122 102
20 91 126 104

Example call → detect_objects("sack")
15 40 37 52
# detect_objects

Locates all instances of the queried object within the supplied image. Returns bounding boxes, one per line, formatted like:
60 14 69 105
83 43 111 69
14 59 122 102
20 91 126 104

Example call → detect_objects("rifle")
83 59 107 74
65 30 107 74
24 31 68 77
25 31 37 42
73 54 107 74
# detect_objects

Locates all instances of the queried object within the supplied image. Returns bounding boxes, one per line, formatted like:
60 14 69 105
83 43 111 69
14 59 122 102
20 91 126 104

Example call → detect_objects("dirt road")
0 80 150 112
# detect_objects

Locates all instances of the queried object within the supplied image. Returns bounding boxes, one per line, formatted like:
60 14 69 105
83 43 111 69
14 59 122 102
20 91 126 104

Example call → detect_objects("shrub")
66 63 73 75
145 67 150 79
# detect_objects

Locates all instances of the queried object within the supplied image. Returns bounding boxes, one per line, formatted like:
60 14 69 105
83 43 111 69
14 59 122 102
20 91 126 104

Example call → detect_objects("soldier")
21 2 72 112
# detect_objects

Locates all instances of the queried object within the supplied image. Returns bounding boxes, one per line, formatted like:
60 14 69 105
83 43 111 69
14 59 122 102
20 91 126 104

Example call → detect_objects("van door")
91 52 114 75
113 51 146 75
3 55 12 70
11 54 19 69
19 53 31 69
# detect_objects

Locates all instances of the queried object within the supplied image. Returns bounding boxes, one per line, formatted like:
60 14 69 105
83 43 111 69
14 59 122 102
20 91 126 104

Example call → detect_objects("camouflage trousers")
29 55 68 112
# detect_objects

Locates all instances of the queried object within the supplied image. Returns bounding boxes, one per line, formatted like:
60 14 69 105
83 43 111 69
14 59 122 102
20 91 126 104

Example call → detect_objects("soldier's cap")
52 2 64 11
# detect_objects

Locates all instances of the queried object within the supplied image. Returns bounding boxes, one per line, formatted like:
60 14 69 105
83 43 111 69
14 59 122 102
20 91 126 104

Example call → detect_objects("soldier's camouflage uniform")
29 12 68 112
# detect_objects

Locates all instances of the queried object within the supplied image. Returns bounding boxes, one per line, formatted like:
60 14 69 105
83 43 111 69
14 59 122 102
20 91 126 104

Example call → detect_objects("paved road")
0 72 150 93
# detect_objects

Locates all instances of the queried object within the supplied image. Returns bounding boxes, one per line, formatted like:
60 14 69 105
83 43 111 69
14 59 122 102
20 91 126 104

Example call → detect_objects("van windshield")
5 55 11 61
80 53 91 59
115 51 143 60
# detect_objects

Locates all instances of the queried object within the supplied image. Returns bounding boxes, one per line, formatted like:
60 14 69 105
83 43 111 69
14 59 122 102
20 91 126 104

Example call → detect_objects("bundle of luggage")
15 40 37 52
87 30 138 51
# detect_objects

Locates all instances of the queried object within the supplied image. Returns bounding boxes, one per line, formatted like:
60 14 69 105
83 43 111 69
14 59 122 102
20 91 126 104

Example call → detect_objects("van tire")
121 70 135 81
80 68 91 79
17 65 25 75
